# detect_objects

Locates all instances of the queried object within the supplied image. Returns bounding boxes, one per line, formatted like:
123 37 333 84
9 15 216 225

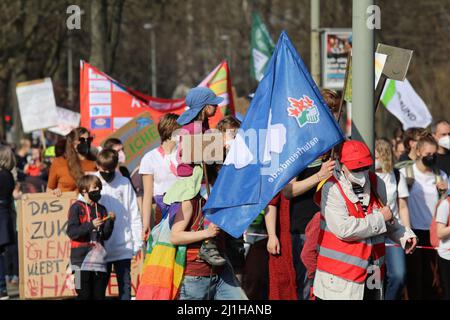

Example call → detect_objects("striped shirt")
352 184 368 212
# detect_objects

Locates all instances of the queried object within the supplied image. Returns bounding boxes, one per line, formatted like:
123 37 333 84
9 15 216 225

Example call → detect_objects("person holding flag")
313 140 417 300
167 88 247 300
203 31 344 242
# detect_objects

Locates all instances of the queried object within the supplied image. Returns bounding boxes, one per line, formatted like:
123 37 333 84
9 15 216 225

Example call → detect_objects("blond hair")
0 145 16 171
375 138 394 173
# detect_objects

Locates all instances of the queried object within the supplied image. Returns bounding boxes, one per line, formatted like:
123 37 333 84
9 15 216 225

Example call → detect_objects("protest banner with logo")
80 61 186 145
18 192 143 299
321 29 352 89
16 78 59 133
381 78 432 130
48 107 81 136
101 111 160 177
204 32 344 238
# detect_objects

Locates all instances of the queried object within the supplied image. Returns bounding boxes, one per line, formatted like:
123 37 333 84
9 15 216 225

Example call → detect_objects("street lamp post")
310 0 321 86
352 0 375 154
144 23 157 97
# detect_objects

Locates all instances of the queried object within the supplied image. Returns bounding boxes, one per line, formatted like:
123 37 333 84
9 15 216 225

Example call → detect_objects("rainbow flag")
136 211 186 300
198 61 235 127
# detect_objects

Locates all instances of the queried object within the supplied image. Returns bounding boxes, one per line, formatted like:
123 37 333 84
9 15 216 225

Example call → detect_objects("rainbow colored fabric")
136 203 185 300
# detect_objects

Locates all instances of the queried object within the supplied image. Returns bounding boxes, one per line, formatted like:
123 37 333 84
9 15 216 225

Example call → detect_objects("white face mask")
118 150 126 164
374 160 382 170
438 136 450 150
347 170 368 187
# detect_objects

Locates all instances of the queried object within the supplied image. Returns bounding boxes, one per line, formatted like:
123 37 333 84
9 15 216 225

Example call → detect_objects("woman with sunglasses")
47 127 97 195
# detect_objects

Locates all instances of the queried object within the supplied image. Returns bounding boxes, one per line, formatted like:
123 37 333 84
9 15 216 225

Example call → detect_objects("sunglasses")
352 166 371 173
79 137 94 144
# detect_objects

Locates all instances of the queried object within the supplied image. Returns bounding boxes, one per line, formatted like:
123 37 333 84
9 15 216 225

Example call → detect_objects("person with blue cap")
175 87 223 177
163 87 248 300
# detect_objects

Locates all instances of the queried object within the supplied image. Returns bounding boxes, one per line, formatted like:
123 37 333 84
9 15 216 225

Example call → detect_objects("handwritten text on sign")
18 193 143 299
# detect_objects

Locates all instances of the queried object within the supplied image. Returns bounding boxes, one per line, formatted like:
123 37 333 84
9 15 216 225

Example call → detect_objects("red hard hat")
339 140 373 170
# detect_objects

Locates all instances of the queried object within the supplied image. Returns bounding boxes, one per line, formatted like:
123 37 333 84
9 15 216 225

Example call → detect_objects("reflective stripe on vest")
318 246 370 269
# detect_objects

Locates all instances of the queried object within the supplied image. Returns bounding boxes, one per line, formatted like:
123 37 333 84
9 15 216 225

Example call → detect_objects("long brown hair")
65 127 91 183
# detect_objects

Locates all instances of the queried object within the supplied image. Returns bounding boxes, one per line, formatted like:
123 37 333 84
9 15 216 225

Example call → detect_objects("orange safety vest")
316 173 386 283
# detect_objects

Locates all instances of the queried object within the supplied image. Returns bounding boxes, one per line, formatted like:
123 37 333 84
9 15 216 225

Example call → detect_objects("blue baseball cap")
177 87 224 125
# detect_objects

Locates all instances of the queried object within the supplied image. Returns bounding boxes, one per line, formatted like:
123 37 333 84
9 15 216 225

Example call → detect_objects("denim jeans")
179 263 248 300
106 259 131 300
291 233 310 300
384 240 406 300
0 254 6 293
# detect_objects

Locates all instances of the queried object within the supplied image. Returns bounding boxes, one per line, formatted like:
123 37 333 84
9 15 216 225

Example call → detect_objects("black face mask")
88 190 102 203
422 154 437 168
77 142 91 156
100 171 115 183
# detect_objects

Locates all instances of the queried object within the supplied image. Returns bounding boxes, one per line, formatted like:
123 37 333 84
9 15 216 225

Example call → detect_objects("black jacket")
67 200 114 266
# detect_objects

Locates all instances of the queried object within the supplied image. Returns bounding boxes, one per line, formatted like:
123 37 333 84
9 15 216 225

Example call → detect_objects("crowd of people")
0 86 449 301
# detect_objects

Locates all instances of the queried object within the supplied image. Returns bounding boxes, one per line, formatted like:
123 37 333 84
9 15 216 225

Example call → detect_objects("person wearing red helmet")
313 140 417 300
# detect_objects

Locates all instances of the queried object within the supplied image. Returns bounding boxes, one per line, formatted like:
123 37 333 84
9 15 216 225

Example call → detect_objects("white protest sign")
375 53 387 88
16 78 59 133
48 107 81 136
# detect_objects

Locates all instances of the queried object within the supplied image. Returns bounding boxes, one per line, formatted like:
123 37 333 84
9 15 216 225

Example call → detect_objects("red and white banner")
80 60 235 145
80 61 186 145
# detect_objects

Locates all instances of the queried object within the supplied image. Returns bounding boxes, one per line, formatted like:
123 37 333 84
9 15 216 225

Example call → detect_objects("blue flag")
204 31 344 238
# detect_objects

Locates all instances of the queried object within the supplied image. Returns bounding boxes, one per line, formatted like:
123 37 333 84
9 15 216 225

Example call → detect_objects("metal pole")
150 27 157 97
310 0 321 85
68 35 73 104
352 0 375 154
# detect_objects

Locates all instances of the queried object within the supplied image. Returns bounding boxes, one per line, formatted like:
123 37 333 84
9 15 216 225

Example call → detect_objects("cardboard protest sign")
48 107 81 136
16 78 59 133
18 192 144 299
181 132 224 164
18 192 78 299
101 111 161 177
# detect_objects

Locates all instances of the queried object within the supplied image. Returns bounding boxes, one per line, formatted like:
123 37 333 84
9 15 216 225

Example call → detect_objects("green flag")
250 13 275 81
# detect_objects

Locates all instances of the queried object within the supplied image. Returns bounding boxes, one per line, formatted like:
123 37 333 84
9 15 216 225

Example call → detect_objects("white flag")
381 79 432 130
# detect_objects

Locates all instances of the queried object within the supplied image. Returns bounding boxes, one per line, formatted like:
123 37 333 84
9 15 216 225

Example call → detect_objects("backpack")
401 163 445 197
429 197 450 248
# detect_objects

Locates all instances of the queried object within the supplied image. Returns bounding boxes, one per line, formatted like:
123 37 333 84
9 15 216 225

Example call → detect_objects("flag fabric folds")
135 202 185 300
80 61 186 145
250 13 275 82
198 60 235 127
203 31 344 238
381 78 433 130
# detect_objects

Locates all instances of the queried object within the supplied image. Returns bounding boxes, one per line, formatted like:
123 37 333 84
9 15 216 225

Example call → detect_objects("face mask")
88 190 102 203
422 154 437 168
347 170 368 187
438 136 450 150
118 150 126 164
374 160 382 170
100 171 115 183
77 142 90 156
